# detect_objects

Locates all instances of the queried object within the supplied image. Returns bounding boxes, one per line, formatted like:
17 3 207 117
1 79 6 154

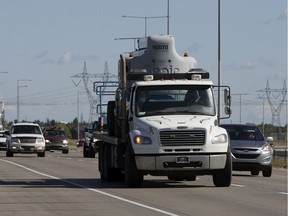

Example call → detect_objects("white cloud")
56 52 99 65
57 51 74 65
239 58 273 70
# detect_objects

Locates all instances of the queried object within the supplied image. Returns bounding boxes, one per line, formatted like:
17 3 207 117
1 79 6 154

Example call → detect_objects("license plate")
176 156 190 164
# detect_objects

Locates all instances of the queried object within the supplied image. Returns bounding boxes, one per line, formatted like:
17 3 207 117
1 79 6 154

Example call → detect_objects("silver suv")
220 124 272 177
5 122 45 157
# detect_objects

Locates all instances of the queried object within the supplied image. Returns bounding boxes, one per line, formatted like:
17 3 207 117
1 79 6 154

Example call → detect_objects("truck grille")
160 130 206 146
19 137 37 143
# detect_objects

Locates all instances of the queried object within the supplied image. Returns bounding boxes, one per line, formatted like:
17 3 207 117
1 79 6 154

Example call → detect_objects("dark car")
44 128 69 154
220 124 273 177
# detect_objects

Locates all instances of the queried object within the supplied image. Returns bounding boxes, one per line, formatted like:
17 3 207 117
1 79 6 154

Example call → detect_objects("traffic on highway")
0 150 287 216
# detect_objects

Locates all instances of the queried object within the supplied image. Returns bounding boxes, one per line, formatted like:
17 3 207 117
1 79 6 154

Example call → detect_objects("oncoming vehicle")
83 121 99 158
44 128 69 154
220 124 273 177
5 122 45 157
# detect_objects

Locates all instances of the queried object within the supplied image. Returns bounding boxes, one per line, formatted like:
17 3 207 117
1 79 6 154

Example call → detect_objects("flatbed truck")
95 35 232 187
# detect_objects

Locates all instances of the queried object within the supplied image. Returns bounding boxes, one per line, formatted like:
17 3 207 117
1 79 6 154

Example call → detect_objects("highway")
0 150 287 216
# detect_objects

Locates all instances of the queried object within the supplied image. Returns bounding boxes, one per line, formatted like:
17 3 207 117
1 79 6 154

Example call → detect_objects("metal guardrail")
272 147 287 162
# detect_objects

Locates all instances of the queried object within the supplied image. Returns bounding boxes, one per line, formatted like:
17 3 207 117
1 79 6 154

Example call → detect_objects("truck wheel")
83 142 90 158
251 170 260 176
262 166 272 177
99 144 105 180
107 101 115 136
89 150 95 158
62 149 69 154
212 153 232 187
89 142 96 158
125 147 143 188
102 144 114 181
37 151 45 157
186 175 197 181
6 150 13 157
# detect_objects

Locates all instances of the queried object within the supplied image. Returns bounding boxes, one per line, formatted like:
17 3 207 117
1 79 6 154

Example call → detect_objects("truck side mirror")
224 88 232 115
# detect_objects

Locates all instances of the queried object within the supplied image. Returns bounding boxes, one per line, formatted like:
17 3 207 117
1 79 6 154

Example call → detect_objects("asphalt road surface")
0 150 287 216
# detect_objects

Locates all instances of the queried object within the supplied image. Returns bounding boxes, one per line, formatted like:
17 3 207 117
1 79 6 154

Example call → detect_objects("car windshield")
11 125 42 134
223 126 264 141
45 130 66 137
135 85 215 117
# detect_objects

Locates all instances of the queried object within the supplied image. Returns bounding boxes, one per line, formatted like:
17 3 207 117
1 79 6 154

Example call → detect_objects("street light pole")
217 0 221 123
17 79 31 122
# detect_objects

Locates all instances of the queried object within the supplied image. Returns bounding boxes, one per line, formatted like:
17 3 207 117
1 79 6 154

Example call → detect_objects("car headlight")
261 143 272 152
134 135 152 145
11 138 20 143
63 139 68 144
212 134 227 144
36 137 45 143
45 139 51 144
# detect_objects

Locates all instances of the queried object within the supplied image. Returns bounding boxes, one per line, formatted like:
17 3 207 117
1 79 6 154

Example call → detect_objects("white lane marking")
0 159 179 216
279 192 288 195
231 183 245 187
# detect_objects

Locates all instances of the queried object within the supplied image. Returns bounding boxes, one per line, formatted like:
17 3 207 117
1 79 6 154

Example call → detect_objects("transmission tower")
71 61 118 123
257 80 287 126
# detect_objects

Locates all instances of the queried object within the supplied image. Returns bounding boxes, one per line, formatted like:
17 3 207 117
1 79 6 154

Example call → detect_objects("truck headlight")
212 134 227 144
63 139 68 144
134 135 152 145
261 143 272 152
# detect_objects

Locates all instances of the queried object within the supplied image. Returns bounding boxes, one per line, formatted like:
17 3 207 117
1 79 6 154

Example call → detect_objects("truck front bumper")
135 154 227 171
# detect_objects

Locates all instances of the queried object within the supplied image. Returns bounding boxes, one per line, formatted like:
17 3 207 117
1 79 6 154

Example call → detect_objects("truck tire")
262 166 272 177
62 149 69 154
100 143 121 182
125 147 143 188
212 153 232 187
107 101 115 136
83 142 90 158
102 144 116 181
99 144 105 180
6 150 13 157
251 170 260 176
37 151 45 157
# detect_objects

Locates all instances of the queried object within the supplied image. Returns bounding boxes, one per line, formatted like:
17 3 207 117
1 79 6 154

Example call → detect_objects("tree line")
3 118 287 143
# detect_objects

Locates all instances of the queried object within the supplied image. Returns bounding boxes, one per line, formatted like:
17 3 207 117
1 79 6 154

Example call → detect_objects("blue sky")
0 0 287 126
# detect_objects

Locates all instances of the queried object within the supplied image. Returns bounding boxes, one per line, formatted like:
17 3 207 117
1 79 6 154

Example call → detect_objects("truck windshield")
135 85 215 117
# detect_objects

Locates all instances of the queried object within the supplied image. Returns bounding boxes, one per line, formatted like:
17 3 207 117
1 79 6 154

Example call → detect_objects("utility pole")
257 80 287 126
217 0 221 123
17 79 31 122
232 93 249 124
